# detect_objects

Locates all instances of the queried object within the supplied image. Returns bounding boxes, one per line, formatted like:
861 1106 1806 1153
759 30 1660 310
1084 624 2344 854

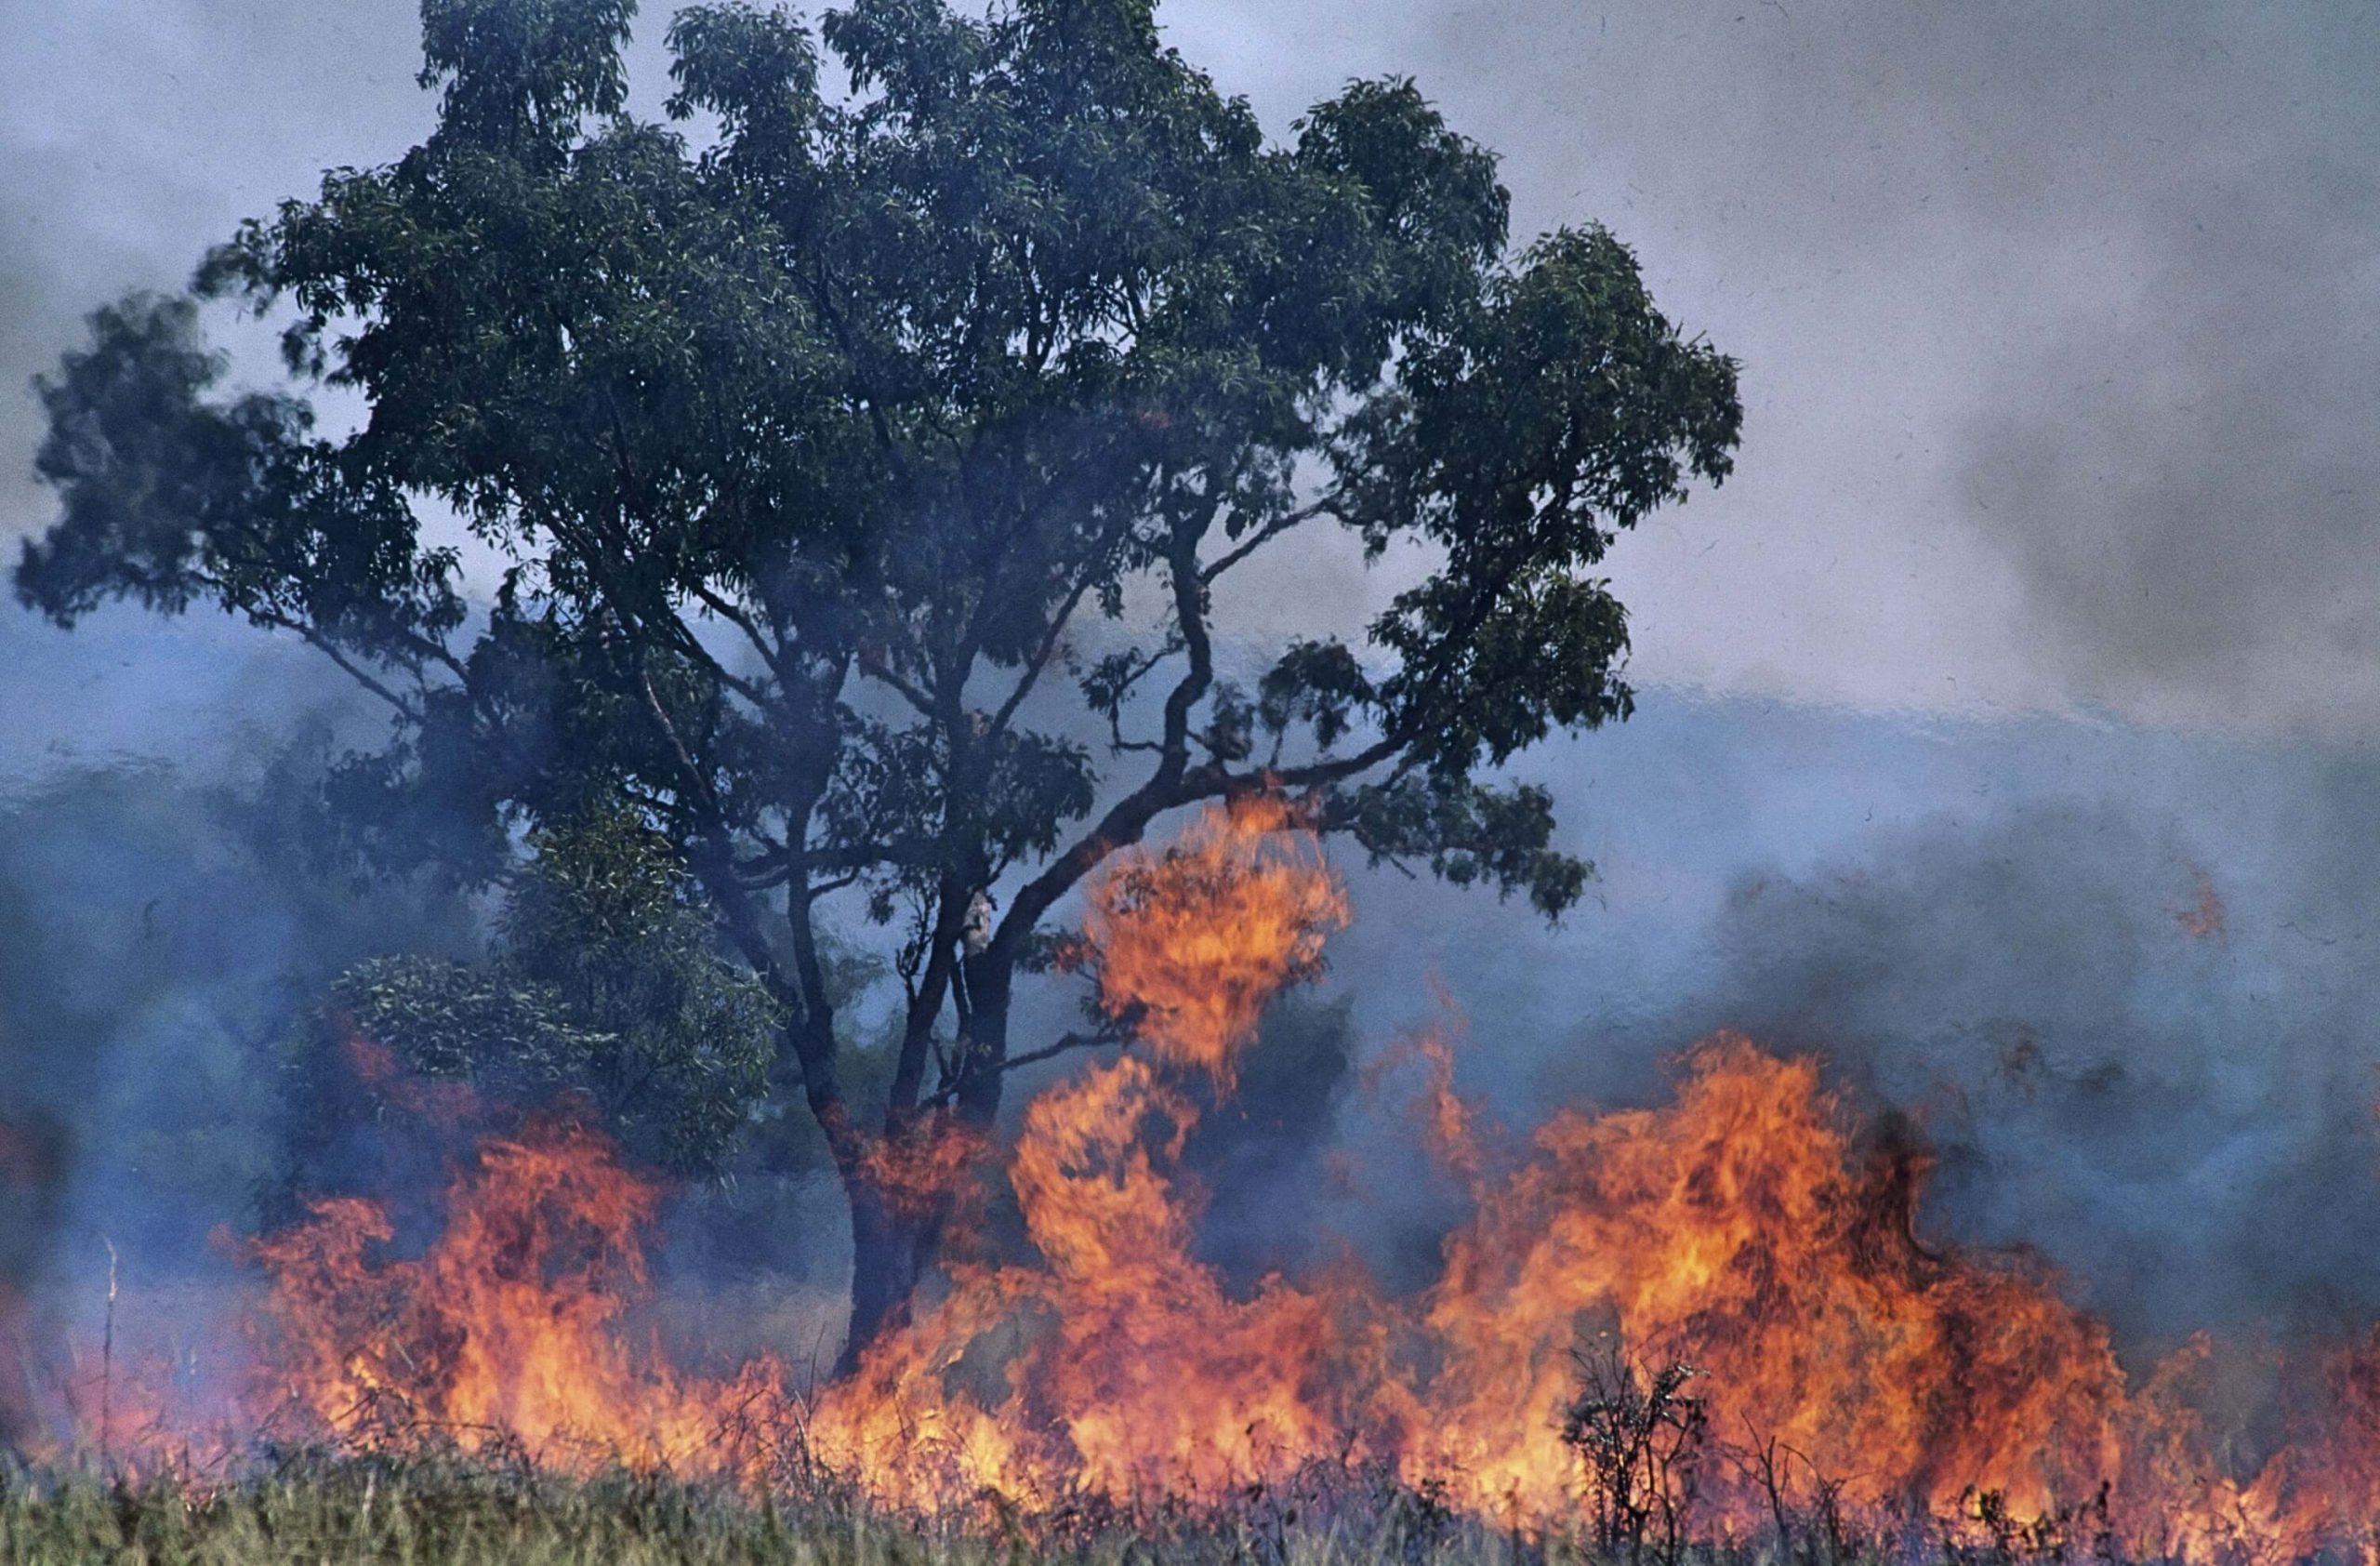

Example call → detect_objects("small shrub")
1560 1342 1709 1566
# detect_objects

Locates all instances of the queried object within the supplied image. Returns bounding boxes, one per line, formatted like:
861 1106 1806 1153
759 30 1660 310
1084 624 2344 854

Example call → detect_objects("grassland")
0 1457 1587 1566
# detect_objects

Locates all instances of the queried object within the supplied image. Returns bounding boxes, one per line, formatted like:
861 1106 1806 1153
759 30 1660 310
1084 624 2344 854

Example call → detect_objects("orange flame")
244 1116 782 1472
1083 794 1349 1085
807 801 1369 1506
58 796 2380 1561
2179 866 2228 942
857 1113 989 1222
1362 997 1487 1190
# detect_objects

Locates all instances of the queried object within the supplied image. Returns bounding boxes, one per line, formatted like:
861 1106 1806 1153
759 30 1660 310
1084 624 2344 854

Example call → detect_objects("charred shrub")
1561 1342 1709 1566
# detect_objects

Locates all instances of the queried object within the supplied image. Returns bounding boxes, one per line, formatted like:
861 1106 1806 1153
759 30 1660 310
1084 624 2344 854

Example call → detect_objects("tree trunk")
837 1174 928 1376
953 954 1012 1127
832 955 1016 1375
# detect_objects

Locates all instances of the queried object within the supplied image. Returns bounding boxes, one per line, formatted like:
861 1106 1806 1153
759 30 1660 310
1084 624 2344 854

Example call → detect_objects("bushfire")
15 798 2380 1559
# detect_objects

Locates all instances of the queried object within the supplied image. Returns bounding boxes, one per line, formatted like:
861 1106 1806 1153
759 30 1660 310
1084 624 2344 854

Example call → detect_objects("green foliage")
311 807 777 1178
419 0 637 148
19 296 463 676
1330 776 1586 920
16 0 1741 1160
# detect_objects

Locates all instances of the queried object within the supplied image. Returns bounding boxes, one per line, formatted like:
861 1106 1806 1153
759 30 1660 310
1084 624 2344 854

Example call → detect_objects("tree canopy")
17 0 1741 1355
281 803 779 1201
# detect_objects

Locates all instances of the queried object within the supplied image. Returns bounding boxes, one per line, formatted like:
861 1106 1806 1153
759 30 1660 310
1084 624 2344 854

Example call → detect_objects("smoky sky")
1274 697 2380 1348
1276 0 2380 735
17 0 2372 730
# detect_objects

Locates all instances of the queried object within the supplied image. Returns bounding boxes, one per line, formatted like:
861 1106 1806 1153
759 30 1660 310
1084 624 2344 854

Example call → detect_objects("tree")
15 0 1741 1364
276 803 779 1213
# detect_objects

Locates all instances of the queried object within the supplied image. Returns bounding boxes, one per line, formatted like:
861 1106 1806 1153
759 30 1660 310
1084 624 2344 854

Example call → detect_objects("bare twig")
919 1015 1138 1107
99 1234 118 1461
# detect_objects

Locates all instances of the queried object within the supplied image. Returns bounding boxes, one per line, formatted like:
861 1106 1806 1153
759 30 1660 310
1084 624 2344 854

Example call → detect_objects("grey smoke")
1952 36 2380 730
1302 701 2380 1350
10 1 2380 729
1672 803 2373 1346
0 607 479 1437
1186 0 2380 732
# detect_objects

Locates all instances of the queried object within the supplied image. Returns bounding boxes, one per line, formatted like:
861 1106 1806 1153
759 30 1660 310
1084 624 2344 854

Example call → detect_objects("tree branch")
919 1014 1137 1108
689 579 791 688
986 567 1095 740
857 644 938 717
248 610 428 723
1199 497 1337 585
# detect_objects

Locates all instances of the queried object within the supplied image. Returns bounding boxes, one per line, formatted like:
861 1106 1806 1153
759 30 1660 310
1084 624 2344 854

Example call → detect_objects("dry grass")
0 1456 1582 1566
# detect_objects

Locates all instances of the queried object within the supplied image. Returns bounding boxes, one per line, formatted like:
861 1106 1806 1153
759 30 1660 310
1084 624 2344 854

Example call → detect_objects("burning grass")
1 1446 2356 1566
16 800 2380 1561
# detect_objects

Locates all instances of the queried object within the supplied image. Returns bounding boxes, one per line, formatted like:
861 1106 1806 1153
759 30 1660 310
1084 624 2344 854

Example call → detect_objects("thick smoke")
1299 700 2380 1353
1180 0 2380 731
7 615 2380 1411
1957 94 2380 730
0 608 479 1438
0 2 426 540
1660 803 2379 1346
7 0 2380 1428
